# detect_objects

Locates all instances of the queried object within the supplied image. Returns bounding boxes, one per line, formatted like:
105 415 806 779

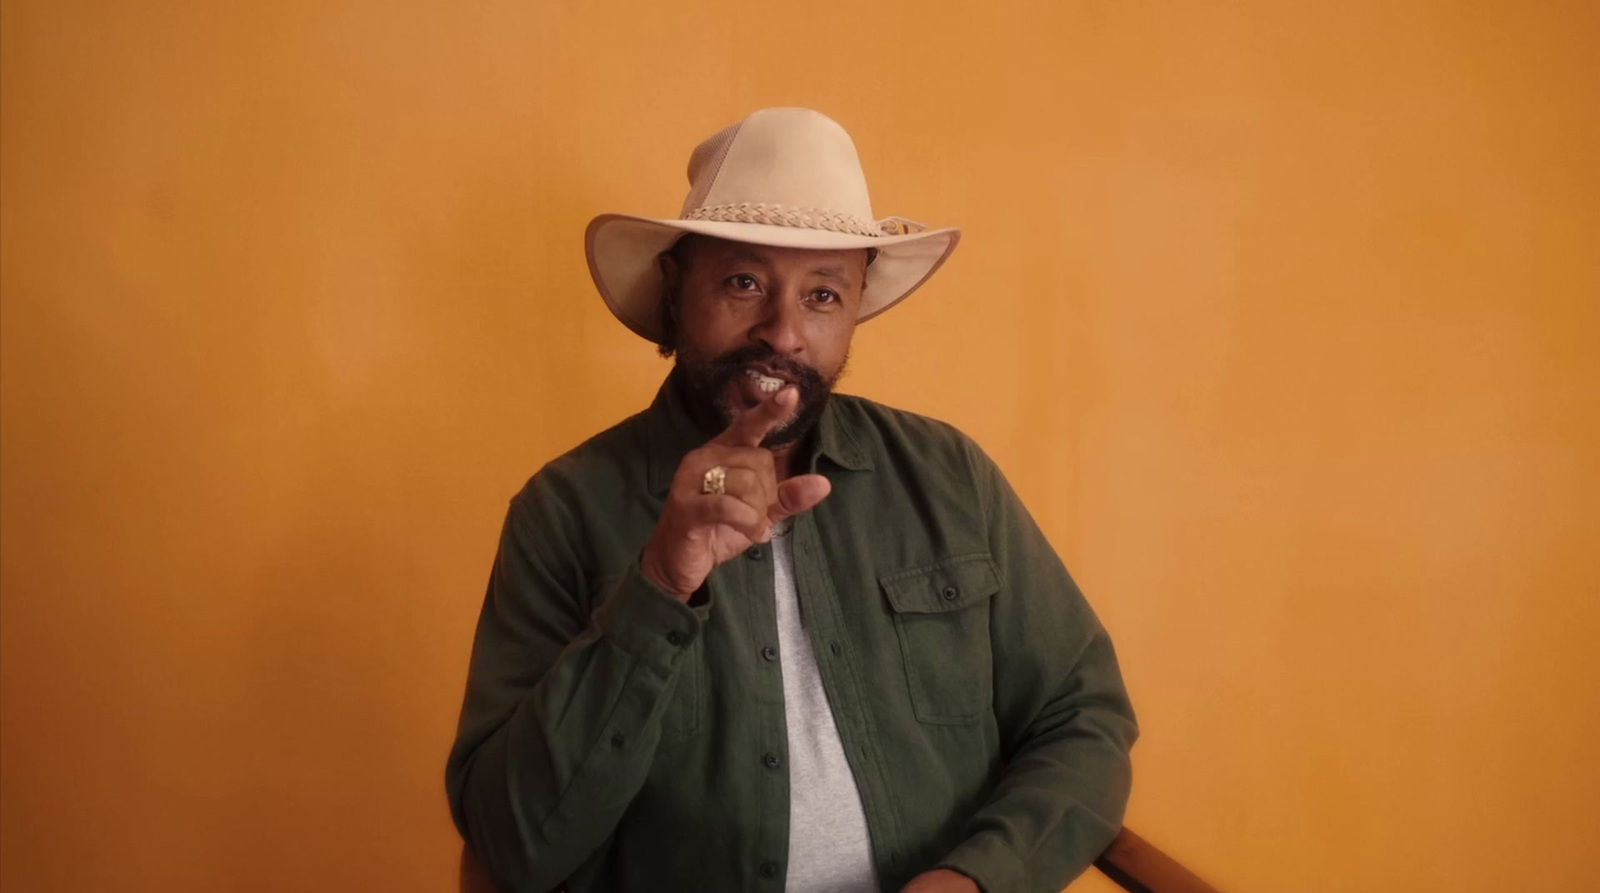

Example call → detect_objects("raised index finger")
713 385 798 448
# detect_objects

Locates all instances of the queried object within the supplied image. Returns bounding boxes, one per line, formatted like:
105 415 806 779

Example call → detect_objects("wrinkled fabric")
446 373 1138 893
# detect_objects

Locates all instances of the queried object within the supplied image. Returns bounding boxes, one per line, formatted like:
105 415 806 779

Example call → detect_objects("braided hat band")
683 202 929 238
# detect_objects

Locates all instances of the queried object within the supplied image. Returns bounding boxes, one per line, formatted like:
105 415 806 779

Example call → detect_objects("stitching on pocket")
880 554 998 725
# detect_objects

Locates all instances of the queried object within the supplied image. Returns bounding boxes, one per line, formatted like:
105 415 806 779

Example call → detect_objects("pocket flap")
880 553 1001 614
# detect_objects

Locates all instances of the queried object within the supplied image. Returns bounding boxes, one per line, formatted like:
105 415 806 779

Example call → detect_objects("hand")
639 386 832 601
900 868 980 893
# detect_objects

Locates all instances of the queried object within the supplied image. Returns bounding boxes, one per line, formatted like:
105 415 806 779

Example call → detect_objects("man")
447 108 1138 893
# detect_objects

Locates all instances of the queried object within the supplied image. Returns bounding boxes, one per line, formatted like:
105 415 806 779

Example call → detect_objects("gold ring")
701 465 727 496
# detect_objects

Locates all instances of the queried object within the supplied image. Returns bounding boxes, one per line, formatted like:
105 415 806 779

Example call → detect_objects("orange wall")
3 2 1596 891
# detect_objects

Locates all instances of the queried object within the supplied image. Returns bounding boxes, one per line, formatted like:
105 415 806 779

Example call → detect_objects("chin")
761 418 804 448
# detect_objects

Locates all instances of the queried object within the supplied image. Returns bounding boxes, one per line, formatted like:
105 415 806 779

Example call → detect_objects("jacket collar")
645 371 873 495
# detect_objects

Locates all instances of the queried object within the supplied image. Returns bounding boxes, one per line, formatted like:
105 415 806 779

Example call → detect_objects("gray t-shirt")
771 524 880 893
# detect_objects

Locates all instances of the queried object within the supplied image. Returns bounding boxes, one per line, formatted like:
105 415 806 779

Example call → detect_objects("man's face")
663 235 868 448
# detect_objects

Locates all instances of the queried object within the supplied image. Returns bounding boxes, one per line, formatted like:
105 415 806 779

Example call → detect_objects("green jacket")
447 374 1138 893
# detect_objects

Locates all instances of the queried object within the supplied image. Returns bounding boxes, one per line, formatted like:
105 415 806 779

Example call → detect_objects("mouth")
744 367 788 394
687 349 839 447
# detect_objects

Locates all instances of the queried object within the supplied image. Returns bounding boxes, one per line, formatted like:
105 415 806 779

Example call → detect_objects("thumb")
770 474 832 522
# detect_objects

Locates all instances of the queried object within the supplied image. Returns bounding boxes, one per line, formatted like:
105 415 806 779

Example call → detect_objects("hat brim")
585 214 961 343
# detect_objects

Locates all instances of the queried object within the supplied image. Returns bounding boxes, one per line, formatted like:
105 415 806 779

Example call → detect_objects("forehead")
686 236 868 280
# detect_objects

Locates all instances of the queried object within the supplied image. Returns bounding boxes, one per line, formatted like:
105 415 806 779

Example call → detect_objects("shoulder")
828 393 1014 529
829 392 991 470
509 410 651 525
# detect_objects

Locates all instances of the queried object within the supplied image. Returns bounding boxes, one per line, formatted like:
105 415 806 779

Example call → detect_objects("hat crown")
679 108 876 224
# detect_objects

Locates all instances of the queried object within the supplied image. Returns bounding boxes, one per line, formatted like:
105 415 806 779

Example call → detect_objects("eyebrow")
723 249 854 282
726 247 774 268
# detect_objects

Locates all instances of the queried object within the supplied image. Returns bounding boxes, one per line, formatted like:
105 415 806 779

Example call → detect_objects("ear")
657 249 680 281
657 251 682 315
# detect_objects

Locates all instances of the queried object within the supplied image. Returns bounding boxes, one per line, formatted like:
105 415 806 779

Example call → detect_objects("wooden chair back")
459 826 1223 892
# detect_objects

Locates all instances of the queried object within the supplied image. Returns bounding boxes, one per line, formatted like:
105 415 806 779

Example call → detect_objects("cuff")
592 560 710 670
936 833 1028 893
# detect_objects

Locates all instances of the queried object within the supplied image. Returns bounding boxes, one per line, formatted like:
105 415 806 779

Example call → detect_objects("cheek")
809 316 857 372
675 293 747 351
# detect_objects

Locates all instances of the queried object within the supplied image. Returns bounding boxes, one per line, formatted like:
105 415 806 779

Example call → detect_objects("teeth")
746 369 784 393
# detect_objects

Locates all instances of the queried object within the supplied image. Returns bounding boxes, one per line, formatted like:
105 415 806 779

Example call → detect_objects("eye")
727 274 760 292
811 288 840 305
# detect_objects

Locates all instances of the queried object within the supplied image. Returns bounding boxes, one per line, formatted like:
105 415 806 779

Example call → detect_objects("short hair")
655 235 699 358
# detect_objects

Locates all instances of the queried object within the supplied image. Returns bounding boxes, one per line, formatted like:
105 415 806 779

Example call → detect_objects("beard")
675 343 845 448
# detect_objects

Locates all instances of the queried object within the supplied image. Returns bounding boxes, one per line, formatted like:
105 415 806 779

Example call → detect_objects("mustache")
677 342 845 448
706 345 825 391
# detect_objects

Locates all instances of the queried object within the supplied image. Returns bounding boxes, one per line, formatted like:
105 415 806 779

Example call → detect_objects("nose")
749 287 805 357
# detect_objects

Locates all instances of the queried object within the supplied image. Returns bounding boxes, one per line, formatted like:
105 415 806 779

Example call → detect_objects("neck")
768 441 801 482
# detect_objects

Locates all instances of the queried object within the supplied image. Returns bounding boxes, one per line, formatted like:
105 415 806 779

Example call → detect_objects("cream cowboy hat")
585 107 961 344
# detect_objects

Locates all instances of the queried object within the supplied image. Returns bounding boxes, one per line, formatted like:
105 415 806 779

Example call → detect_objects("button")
759 861 780 879
747 546 765 560
611 733 626 748
763 753 782 769
761 646 777 662
666 631 686 646
941 585 959 601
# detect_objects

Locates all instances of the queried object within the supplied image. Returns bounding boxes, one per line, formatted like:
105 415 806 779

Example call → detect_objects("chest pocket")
879 553 1001 725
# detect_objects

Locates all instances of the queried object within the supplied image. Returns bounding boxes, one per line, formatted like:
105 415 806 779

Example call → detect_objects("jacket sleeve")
444 479 705 892
936 442 1140 893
